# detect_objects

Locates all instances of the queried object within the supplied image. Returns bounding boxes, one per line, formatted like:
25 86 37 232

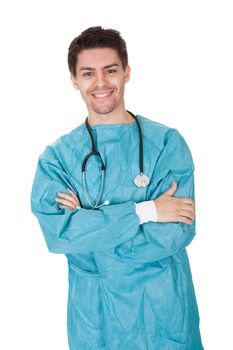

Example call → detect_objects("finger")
58 203 80 210
57 192 77 206
174 199 195 214
181 198 195 205
67 188 80 205
179 209 195 220
55 197 75 208
58 205 73 210
172 197 194 205
179 203 195 215
163 181 178 196
176 216 193 225
67 192 80 206
67 188 78 199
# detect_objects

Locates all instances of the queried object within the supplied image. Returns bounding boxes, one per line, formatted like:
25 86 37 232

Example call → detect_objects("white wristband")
135 200 158 225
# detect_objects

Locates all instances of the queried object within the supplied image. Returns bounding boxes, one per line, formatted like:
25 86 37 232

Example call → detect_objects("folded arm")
30 153 140 254
114 128 196 263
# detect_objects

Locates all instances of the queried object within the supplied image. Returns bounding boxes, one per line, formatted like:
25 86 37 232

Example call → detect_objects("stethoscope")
82 110 150 209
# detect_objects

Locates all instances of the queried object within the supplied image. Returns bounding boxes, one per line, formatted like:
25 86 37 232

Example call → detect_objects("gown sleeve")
114 128 196 263
30 148 140 254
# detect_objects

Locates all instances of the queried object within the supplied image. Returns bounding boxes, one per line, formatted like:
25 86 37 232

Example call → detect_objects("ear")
70 74 80 90
124 65 131 83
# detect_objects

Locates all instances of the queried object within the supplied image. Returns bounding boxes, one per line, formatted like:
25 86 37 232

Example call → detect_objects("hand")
154 181 195 224
55 188 82 210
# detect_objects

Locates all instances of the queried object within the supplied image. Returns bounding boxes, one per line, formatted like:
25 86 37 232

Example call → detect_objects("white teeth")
95 93 109 97
93 91 113 98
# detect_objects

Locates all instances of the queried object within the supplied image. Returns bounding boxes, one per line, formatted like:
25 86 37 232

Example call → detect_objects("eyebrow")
79 63 119 72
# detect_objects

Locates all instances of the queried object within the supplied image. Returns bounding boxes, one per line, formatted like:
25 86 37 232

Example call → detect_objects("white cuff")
135 200 158 225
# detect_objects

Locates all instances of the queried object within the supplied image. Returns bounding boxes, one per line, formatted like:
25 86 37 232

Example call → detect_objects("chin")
92 105 116 115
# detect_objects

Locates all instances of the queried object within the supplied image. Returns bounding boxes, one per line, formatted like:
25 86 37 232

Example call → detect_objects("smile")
91 90 114 99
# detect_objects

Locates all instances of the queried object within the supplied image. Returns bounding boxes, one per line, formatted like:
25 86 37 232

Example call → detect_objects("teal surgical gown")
30 114 204 349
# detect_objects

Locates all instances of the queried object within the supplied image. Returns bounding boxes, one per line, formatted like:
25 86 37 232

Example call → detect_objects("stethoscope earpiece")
82 111 150 209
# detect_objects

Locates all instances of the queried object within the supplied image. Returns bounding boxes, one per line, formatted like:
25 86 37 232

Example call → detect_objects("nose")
94 71 108 88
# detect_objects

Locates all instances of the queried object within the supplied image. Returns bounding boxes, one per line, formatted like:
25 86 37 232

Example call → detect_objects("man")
31 26 204 349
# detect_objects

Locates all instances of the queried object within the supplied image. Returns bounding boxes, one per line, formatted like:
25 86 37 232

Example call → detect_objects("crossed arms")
31 128 196 259
54 180 195 225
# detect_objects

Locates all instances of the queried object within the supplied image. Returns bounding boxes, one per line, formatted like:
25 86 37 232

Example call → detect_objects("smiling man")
31 26 204 349
70 46 132 125
72 49 129 119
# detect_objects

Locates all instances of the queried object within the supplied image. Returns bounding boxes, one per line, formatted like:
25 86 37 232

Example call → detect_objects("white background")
0 0 232 349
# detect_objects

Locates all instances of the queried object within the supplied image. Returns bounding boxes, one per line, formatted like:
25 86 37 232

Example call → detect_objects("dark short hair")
67 26 128 77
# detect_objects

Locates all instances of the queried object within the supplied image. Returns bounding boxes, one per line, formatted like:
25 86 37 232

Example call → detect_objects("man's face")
70 48 130 115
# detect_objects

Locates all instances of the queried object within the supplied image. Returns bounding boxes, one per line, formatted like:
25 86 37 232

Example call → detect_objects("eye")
106 69 116 74
83 72 93 77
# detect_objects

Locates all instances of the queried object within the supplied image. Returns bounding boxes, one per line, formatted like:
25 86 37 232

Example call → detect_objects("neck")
87 106 135 126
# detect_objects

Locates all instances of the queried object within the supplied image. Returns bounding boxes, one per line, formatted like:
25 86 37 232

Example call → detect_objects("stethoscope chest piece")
134 173 150 188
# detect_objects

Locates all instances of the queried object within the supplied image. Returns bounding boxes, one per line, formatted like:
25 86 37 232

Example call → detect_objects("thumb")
163 180 178 196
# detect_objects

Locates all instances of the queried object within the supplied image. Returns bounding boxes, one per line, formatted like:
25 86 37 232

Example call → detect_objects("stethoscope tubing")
81 110 148 209
83 110 143 173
